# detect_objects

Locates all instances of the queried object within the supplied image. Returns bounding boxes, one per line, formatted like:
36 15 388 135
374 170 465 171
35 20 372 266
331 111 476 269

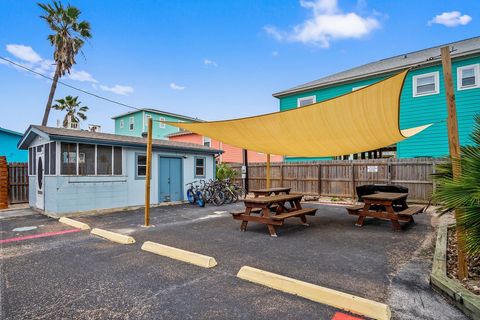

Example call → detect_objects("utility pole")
144 117 153 227
441 45 468 279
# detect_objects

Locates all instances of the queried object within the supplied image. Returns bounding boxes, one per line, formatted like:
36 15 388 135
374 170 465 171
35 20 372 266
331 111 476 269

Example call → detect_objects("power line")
0 56 141 112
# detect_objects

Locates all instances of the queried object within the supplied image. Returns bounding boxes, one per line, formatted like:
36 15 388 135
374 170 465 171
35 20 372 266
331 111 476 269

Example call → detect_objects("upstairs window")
119 119 124 129
457 64 480 90
129 117 134 131
195 157 205 177
159 117 166 129
297 95 316 107
413 72 439 97
203 136 211 147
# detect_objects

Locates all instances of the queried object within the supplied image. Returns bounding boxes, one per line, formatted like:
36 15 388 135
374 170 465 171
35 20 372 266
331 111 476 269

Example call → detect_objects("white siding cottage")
18 126 220 217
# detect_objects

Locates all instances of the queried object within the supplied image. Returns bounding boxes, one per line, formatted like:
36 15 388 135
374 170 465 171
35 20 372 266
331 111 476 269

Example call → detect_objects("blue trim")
158 155 184 201
0 127 23 136
134 152 148 180
194 156 206 178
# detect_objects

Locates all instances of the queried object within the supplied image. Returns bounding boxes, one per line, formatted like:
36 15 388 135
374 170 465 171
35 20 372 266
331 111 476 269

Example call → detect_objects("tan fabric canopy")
167 70 431 157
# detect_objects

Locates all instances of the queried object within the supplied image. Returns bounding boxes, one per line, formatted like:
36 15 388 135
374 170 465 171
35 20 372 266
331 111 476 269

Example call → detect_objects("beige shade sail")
167 70 431 157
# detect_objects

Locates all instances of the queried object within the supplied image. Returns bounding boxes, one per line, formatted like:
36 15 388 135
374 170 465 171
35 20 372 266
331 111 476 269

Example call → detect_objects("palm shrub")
433 115 480 255
216 163 238 181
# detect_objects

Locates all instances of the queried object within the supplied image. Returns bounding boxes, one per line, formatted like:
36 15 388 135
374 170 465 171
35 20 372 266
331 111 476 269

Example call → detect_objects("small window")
195 157 205 177
78 144 95 175
129 116 134 131
136 153 147 178
297 95 316 107
119 119 124 129
457 64 480 90
413 72 439 97
203 136 211 147
50 142 56 175
97 145 112 175
61 142 77 175
113 147 122 175
159 117 166 129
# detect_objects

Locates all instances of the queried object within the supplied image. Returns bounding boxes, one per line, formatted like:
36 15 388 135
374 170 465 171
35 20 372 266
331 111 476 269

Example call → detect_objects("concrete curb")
237 266 391 320
59 217 90 230
90 228 135 244
141 241 217 268
430 224 480 319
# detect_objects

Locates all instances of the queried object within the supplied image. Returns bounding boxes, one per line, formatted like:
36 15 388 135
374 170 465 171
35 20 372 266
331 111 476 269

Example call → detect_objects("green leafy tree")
433 115 480 255
52 95 88 128
216 163 238 181
38 0 92 126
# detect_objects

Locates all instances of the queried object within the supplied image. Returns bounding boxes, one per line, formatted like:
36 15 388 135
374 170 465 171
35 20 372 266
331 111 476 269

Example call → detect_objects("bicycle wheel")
212 190 225 206
196 191 205 207
186 189 196 204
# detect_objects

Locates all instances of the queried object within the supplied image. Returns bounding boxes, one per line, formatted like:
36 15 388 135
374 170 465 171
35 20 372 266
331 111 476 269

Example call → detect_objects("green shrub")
216 163 238 181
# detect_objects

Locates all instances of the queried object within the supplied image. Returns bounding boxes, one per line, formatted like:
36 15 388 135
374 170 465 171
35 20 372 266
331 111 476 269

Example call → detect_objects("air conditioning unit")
88 124 101 132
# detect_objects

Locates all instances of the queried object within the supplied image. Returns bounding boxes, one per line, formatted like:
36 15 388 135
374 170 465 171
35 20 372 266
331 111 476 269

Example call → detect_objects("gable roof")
167 130 195 138
273 36 480 98
0 127 23 137
111 108 202 122
18 126 221 155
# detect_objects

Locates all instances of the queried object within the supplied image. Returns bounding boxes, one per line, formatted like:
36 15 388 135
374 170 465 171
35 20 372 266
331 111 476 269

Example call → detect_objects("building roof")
273 36 480 98
166 130 195 138
18 126 222 155
0 127 23 137
111 108 202 122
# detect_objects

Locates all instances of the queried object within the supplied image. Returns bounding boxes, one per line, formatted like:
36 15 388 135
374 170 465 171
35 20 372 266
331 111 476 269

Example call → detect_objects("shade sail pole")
266 154 271 189
441 46 467 279
144 117 153 227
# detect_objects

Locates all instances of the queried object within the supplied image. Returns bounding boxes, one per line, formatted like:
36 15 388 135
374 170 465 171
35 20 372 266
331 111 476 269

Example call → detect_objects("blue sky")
0 0 478 133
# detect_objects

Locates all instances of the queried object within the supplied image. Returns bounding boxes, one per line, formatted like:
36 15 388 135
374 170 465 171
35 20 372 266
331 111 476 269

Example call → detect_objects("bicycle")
185 181 205 207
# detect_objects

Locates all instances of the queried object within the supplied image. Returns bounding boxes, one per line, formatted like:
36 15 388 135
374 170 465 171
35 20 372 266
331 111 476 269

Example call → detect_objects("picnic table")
250 187 291 197
346 192 424 231
231 194 316 237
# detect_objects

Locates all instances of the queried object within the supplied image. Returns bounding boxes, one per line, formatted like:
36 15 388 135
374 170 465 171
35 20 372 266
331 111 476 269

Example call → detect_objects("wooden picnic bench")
230 194 316 237
346 192 424 231
250 187 291 197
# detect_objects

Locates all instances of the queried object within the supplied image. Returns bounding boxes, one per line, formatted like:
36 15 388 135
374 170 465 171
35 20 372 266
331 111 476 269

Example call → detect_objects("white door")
36 147 44 210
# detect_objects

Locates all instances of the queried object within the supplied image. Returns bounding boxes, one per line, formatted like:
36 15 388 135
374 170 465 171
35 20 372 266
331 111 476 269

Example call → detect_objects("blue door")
159 157 182 202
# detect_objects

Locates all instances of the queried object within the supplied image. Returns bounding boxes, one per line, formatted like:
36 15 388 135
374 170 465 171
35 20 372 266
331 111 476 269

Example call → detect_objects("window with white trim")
457 64 480 90
194 157 205 177
203 136 211 147
129 116 134 130
159 117 166 128
136 153 147 178
297 95 316 107
119 119 124 129
413 72 439 97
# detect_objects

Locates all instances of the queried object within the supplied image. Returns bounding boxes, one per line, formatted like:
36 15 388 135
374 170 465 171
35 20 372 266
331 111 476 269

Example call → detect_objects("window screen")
44 143 50 175
114 147 122 175
79 144 95 175
61 142 77 175
97 145 112 175
50 142 56 175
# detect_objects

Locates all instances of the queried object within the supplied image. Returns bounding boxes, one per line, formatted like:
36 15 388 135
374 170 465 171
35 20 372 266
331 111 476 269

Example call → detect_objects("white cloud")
6 44 42 63
204 59 218 67
100 84 134 96
272 50 279 56
428 11 472 27
264 0 380 47
68 69 98 83
170 82 185 90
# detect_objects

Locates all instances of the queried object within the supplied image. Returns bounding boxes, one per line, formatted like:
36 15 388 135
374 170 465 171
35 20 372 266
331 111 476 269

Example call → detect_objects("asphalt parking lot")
1 203 467 320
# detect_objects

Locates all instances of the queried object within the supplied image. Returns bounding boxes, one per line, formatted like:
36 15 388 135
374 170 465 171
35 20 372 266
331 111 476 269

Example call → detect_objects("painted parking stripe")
0 228 82 244
332 312 364 320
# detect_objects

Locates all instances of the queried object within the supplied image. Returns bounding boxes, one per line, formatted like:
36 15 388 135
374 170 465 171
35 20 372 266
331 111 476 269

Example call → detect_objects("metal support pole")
144 117 153 227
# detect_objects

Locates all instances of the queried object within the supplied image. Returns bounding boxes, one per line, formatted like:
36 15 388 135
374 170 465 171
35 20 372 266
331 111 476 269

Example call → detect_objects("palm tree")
52 96 88 128
38 1 91 126
433 115 480 255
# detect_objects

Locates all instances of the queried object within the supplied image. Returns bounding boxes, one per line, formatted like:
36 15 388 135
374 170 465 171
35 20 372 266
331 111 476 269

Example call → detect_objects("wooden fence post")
351 162 355 201
317 164 322 197
280 163 284 186
0 156 8 209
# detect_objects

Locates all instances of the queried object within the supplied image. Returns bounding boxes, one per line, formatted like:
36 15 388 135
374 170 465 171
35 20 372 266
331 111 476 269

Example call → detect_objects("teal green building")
273 37 480 162
0 127 28 163
112 108 200 139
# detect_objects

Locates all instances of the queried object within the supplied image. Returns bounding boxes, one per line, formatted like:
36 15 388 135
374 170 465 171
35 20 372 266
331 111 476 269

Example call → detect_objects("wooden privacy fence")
231 158 440 203
7 162 29 204
0 157 7 209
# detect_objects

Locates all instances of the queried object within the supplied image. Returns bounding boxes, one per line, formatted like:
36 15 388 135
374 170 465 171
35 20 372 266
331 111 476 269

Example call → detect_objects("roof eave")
272 48 480 98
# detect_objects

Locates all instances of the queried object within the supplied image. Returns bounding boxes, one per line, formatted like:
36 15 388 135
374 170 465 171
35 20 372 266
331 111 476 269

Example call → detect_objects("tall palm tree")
52 95 88 128
38 1 91 126
433 115 480 255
